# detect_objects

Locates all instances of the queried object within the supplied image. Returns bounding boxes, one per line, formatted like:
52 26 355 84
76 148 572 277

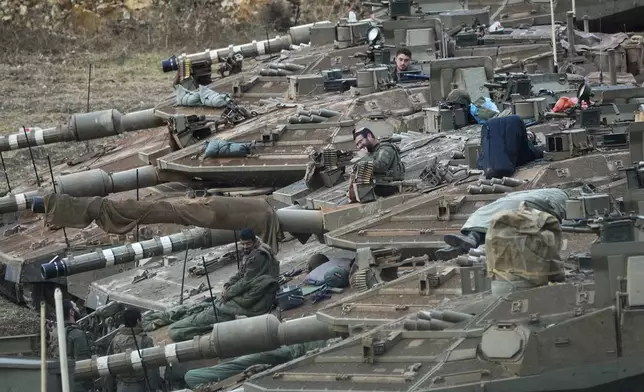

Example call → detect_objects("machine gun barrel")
38 201 324 279
0 109 164 152
74 314 337 380
160 21 328 72
401 73 430 80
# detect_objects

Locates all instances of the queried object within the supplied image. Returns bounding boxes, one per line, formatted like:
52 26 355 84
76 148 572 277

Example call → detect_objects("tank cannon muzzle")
41 257 66 280
161 55 180 73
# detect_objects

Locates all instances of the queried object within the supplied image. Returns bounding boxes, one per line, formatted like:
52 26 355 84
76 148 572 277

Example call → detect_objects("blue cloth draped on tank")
476 114 543 179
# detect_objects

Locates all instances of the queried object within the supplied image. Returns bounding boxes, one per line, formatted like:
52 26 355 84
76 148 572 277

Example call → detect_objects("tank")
0 0 643 317
242 215 644 392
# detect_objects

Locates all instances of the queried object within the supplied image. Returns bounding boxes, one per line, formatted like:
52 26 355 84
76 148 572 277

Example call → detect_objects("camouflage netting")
485 204 564 287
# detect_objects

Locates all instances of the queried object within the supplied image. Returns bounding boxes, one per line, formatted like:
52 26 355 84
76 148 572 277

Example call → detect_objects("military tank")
1 0 643 313
63 201 644 392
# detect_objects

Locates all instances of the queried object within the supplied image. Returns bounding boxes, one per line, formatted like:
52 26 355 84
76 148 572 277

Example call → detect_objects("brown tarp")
43 194 284 251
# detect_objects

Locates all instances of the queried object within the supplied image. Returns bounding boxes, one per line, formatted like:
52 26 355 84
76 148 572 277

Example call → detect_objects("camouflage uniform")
366 141 405 197
65 322 94 392
164 240 281 342
107 327 162 392
224 240 280 293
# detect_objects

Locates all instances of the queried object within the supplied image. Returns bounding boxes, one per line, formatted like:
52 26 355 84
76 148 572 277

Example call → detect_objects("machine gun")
220 100 258 127
321 69 357 92
166 103 257 150
304 148 354 189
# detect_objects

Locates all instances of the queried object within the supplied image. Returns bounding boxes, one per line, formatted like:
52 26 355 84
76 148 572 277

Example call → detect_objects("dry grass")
0 50 174 131
0 49 179 193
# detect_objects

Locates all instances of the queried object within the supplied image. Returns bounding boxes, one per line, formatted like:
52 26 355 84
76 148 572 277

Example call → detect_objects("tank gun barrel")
0 166 160 215
41 228 237 279
38 199 324 279
160 21 328 72
0 109 164 152
74 314 337 380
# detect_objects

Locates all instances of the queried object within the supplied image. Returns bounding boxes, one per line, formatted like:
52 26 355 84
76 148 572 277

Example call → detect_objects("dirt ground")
0 49 181 336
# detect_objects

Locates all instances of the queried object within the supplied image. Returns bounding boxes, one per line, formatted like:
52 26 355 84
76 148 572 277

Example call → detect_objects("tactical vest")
374 142 405 182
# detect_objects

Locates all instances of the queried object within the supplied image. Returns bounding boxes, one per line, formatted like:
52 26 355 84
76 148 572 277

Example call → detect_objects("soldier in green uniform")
352 127 405 197
107 308 162 392
63 300 94 392
222 228 280 302
155 228 280 342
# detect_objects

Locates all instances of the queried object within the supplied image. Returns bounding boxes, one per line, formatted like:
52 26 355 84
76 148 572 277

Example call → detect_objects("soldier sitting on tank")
63 300 94 392
151 228 280 342
104 308 162 392
351 127 405 198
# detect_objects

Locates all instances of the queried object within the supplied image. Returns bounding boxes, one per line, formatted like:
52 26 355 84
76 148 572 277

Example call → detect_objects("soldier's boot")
435 246 463 261
443 231 483 252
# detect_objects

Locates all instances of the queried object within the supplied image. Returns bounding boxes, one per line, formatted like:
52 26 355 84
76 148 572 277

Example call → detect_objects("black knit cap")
240 228 256 241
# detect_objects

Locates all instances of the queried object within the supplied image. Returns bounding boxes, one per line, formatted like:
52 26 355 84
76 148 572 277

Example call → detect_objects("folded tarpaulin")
175 84 232 108
43 193 284 252
204 140 254 158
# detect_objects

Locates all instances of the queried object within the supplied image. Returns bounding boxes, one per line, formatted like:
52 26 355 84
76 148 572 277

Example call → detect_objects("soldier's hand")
357 147 369 157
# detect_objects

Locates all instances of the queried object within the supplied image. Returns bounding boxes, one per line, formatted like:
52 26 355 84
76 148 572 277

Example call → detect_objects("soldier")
352 127 405 197
222 228 280 302
394 48 412 73
63 300 94 392
107 308 162 392
162 228 281 342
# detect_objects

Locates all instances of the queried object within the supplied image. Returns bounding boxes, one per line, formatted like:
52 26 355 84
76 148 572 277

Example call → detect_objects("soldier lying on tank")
63 300 94 392
435 189 569 268
184 340 329 389
157 228 280 342
104 308 162 392
351 127 405 198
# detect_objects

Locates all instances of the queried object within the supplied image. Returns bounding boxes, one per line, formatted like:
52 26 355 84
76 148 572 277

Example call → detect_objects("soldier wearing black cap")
352 127 405 198
221 228 280 303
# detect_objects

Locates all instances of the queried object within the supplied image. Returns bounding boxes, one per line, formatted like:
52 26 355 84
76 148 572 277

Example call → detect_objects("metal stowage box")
423 107 467 133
